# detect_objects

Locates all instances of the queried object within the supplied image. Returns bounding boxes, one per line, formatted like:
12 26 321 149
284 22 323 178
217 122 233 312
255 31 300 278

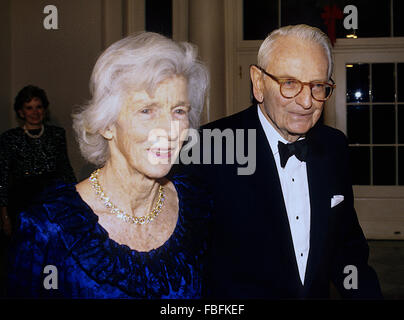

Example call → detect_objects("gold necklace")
89 169 165 225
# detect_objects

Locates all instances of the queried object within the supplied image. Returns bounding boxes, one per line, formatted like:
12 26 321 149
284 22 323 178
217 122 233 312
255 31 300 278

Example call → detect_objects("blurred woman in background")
0 85 76 236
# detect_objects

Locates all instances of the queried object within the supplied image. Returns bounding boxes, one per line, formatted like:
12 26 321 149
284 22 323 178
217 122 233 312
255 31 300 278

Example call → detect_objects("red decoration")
321 4 343 46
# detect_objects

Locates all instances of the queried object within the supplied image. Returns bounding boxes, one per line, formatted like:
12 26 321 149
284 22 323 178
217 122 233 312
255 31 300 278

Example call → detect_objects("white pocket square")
331 195 344 208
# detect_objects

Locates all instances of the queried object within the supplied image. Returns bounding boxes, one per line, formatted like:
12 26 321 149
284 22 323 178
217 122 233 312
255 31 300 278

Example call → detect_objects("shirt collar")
257 105 288 156
257 105 306 156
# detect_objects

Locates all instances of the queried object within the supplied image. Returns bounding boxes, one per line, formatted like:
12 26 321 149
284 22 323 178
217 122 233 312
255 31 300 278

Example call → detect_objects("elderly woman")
7 32 210 298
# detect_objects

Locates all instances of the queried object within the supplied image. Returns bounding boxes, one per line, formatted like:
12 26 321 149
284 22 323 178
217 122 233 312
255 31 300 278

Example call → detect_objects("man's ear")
250 65 264 104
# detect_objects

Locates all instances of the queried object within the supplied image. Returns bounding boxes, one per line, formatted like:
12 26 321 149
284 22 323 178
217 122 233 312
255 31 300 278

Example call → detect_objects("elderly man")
175 24 382 299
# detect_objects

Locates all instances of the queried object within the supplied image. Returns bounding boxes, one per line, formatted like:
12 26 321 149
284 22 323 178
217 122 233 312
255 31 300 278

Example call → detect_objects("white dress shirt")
257 106 311 284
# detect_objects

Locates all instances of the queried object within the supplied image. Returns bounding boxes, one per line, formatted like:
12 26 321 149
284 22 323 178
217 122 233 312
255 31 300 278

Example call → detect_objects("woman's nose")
157 114 179 142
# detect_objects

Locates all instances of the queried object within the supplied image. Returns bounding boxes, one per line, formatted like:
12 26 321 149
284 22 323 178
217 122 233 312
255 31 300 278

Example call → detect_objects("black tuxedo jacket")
172 105 382 299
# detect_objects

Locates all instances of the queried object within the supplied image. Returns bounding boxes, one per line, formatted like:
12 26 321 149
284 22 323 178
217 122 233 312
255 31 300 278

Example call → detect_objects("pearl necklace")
89 169 166 225
23 124 44 138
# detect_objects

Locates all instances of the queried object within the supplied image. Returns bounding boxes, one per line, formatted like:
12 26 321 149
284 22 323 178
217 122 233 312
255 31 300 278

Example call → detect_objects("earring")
103 128 114 140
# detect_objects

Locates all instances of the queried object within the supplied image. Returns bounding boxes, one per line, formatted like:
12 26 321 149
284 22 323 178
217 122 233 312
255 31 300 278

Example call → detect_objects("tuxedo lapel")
243 106 303 288
303 129 332 290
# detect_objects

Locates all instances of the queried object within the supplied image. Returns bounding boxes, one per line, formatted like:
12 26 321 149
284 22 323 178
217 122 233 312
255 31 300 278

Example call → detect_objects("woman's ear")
250 65 264 104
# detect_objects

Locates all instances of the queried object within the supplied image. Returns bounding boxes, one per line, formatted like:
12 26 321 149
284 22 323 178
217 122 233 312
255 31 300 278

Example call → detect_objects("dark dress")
6 174 211 298
0 125 77 228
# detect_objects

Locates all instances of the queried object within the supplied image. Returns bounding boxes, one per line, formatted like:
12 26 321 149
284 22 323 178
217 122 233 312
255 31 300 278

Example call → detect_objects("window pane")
373 105 396 144
245 1 392 40
145 0 172 38
372 63 395 103
394 0 404 37
346 64 369 103
399 106 404 144
335 0 391 38
373 147 396 185
398 63 404 103
280 0 391 39
347 105 370 144
399 147 404 185
243 0 278 40
281 0 326 34
349 147 370 185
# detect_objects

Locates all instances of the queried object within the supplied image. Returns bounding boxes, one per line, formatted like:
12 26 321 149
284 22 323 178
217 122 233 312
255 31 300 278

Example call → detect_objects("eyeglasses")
254 64 336 102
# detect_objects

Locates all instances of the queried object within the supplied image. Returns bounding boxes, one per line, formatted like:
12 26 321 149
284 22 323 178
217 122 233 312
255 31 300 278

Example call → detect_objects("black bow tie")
278 139 308 168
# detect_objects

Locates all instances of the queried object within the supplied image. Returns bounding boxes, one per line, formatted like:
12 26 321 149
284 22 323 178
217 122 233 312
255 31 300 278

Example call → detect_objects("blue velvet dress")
6 174 211 298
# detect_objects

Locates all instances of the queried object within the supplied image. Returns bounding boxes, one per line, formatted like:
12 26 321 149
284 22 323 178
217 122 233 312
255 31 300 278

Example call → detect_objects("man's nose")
295 85 313 109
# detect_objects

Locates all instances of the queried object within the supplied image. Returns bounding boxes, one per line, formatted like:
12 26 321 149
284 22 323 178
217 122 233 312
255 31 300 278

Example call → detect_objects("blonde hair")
72 32 209 166
258 24 333 79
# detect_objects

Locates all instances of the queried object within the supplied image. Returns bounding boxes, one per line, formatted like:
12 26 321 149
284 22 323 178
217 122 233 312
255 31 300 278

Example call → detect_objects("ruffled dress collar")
38 174 210 298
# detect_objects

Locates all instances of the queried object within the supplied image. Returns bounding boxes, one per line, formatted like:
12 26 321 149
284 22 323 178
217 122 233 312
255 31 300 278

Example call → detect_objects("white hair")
72 32 209 166
258 24 334 79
